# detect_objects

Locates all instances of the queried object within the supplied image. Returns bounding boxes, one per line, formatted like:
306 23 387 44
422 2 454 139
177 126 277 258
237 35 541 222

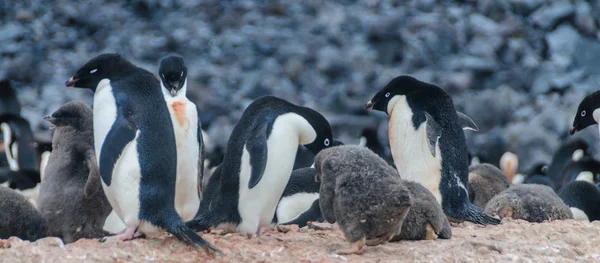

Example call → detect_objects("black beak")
65 77 78 88
44 115 56 129
364 100 374 110
570 126 578 135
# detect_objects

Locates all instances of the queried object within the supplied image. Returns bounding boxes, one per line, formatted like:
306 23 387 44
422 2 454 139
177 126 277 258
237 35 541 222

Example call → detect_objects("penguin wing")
246 122 268 189
197 119 205 197
456 111 479 131
425 112 441 158
99 111 137 186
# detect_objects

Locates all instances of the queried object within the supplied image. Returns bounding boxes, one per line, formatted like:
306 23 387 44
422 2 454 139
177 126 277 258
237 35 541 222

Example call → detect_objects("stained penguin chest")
166 99 197 148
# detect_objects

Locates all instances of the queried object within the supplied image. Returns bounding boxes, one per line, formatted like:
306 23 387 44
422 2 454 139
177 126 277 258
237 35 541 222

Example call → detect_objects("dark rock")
573 1 597 37
507 0 546 16
530 1 574 29
573 37 600 75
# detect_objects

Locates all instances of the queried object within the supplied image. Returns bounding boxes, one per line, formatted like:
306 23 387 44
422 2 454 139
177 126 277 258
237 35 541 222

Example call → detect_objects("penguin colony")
0 52 599 255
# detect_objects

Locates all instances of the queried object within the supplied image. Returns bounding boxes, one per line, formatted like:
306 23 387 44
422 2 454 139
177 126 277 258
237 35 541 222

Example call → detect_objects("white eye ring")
581 110 587 117
385 92 391 98
324 138 330 146
180 71 184 77
90 69 98 74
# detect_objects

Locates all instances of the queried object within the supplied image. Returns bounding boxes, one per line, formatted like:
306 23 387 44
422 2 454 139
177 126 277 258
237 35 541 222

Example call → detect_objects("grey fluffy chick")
38 101 112 243
0 186 48 241
468 164 511 208
316 145 412 255
484 184 573 223
391 181 452 241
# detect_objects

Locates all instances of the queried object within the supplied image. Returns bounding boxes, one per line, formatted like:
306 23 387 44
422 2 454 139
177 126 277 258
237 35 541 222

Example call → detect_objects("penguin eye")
324 138 330 146
385 92 391 98
581 110 587 117
90 69 98 74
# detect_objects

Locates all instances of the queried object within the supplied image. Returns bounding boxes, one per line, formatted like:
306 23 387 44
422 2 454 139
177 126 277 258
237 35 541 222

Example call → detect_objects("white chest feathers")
388 95 442 202
92 79 117 161
237 113 316 234
162 85 201 222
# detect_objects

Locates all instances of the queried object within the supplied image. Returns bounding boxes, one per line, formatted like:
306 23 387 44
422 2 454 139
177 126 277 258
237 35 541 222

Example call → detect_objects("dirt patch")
1 219 600 262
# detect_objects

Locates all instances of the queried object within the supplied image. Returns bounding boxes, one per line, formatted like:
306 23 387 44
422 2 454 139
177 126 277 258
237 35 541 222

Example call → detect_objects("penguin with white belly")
158 55 204 220
186 96 334 236
364 75 500 225
65 53 217 252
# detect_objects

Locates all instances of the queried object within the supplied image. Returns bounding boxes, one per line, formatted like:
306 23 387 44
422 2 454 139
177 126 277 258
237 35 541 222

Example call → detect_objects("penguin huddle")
3 51 600 256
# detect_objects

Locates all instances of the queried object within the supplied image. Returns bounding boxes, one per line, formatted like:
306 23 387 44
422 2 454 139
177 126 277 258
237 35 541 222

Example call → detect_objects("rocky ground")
1 220 599 262
1 0 600 171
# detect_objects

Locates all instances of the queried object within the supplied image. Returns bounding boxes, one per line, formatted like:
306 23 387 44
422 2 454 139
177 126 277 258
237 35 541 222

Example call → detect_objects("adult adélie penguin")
186 96 334 236
158 54 204 221
65 53 218 252
364 75 500 225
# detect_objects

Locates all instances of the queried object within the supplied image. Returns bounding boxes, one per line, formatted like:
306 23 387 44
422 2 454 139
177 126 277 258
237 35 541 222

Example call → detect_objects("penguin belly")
165 98 200 221
100 133 145 231
276 193 319 223
389 97 443 203
237 118 303 234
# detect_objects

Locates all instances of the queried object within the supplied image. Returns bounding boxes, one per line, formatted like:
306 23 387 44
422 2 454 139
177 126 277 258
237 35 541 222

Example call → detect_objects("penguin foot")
366 232 394 246
100 227 138 243
336 237 365 255
424 223 439 240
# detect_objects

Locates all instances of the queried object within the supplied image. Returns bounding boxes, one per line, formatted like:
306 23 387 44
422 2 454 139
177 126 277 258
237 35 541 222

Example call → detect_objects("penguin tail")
185 214 212 232
445 202 501 226
164 214 220 253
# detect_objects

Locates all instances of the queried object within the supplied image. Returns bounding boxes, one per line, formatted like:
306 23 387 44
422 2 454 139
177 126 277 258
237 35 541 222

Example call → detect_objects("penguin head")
300 110 334 155
571 91 600 135
364 75 423 114
159 55 187 97
65 53 135 91
44 101 92 130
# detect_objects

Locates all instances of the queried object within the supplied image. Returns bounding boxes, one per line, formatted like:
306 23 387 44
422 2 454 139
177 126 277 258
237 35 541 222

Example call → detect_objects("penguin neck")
160 79 188 100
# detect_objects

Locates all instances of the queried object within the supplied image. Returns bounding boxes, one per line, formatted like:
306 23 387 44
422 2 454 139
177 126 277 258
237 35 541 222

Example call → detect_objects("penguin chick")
484 184 573 223
316 145 412 255
38 101 112 243
391 181 451 241
468 164 511 208
558 180 600 221
0 186 48 241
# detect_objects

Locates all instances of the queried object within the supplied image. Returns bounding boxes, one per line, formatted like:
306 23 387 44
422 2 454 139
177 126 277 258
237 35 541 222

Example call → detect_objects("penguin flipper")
456 111 478 132
83 147 102 199
246 122 268 189
99 113 137 186
425 112 441 158
197 118 205 196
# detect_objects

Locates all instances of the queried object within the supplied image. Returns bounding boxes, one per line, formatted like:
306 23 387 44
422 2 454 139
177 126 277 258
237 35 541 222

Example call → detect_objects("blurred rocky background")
1 0 599 171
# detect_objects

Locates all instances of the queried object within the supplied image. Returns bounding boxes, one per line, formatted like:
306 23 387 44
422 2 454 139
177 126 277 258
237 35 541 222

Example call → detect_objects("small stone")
35 237 65 248
530 1 574 29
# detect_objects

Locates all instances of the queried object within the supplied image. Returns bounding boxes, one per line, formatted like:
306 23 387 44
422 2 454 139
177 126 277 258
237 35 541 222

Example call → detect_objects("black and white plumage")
571 91 600 136
0 115 41 190
545 139 591 189
558 180 600 222
158 55 204 221
38 101 112 243
66 53 217 252
273 167 322 227
364 75 499 225
186 96 334 236
316 145 412 255
484 184 573 223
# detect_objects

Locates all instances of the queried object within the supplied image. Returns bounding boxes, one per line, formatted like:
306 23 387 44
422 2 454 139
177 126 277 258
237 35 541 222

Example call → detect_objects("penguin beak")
170 88 177 97
570 126 578 135
44 115 57 129
65 77 79 88
364 100 374 110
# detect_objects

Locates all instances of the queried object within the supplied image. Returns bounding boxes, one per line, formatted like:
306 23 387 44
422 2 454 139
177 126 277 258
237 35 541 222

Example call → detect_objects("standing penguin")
571 91 600 136
65 53 217 252
38 101 112 243
158 55 204 221
0 115 41 189
364 75 499 225
186 96 334 236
